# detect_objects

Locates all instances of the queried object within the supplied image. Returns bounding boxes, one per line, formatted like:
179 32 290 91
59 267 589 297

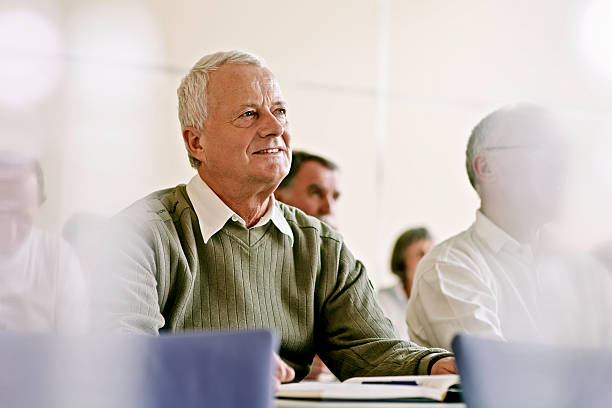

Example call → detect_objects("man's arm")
316 240 454 381
407 261 504 350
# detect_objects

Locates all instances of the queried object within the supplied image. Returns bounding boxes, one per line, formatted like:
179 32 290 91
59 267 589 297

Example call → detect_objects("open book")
276 375 461 402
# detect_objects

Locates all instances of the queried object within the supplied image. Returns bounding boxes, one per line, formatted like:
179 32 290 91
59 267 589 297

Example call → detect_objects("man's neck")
197 170 275 228
480 201 540 245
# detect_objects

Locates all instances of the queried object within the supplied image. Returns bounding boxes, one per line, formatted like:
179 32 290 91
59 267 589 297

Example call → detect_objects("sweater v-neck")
222 219 273 249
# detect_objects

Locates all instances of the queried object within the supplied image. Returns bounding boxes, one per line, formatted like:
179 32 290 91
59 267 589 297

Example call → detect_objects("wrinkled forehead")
207 63 283 105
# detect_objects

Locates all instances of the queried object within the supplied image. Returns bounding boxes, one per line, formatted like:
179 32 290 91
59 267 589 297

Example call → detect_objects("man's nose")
257 110 285 138
320 195 335 216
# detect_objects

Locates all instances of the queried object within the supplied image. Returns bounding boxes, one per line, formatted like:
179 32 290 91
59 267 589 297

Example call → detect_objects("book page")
343 374 460 392
276 382 445 401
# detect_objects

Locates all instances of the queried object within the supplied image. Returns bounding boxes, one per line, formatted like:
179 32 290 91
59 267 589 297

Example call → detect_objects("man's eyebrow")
237 103 258 109
235 101 286 111
230 104 258 117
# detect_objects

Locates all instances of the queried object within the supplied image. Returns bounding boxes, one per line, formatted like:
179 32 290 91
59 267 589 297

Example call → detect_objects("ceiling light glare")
0 9 63 109
579 0 612 82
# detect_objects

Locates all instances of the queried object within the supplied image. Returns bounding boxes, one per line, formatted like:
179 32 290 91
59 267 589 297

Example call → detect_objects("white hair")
466 111 499 192
177 50 266 168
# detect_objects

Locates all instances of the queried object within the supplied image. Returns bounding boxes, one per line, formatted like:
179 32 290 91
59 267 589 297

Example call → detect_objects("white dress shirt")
377 282 410 340
406 211 612 350
0 227 89 332
185 175 293 245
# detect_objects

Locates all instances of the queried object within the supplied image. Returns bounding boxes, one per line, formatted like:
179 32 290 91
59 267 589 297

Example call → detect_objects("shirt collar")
473 210 524 254
185 175 294 246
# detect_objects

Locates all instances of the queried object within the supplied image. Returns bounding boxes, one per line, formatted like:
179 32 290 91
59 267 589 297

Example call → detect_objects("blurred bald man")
407 104 612 350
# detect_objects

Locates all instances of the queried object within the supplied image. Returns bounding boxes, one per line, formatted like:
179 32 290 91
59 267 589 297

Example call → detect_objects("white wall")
1 0 611 286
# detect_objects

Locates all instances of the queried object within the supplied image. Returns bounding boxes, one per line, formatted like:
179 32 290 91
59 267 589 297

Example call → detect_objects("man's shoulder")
419 225 483 271
117 185 190 223
111 185 194 245
277 202 341 242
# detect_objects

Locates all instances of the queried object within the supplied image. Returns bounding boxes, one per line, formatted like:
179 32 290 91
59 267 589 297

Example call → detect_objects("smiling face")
195 63 291 193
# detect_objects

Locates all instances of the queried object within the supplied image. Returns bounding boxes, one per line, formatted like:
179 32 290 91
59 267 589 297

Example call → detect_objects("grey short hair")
177 50 266 168
465 114 494 192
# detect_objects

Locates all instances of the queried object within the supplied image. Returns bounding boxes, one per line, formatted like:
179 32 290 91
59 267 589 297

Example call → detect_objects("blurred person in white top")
377 227 433 340
0 152 88 332
406 105 612 350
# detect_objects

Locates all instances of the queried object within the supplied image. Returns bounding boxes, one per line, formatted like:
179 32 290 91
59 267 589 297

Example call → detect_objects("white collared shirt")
406 211 612 350
0 227 89 333
185 175 293 245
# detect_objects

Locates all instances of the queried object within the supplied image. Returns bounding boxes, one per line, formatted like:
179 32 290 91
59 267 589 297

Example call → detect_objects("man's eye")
275 108 287 116
241 111 256 118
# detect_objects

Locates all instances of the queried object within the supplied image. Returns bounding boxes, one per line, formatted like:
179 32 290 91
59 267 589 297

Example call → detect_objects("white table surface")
275 399 466 408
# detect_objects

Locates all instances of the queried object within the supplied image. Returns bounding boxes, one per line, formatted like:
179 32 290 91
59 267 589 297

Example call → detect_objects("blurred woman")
377 227 433 340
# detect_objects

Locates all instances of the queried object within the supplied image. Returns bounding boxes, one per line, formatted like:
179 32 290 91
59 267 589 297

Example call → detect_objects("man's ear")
182 126 205 163
473 153 496 184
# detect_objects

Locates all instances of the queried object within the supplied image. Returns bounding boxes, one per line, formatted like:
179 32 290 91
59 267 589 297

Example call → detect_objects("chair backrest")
452 334 612 408
147 330 276 408
0 330 276 408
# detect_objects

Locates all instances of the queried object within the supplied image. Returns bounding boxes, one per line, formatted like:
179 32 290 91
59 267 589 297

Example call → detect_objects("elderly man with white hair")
407 104 612 351
104 50 456 387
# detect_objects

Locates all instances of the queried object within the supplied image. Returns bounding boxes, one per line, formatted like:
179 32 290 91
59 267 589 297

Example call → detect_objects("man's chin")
247 172 286 190
250 162 289 179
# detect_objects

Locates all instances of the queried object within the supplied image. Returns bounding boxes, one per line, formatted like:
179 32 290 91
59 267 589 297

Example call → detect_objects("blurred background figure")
275 151 340 229
406 104 612 350
62 212 109 272
592 240 612 273
0 151 88 332
62 212 111 330
377 227 433 340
